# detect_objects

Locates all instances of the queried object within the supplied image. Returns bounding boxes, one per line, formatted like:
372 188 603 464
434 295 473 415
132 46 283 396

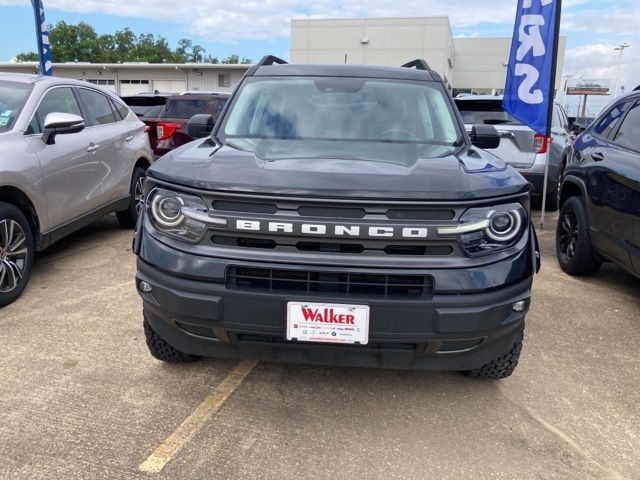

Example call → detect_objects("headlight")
486 209 522 242
147 188 224 243
438 203 527 256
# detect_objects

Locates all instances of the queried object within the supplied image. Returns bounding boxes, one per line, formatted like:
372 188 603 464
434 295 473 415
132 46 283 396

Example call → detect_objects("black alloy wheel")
555 196 602 276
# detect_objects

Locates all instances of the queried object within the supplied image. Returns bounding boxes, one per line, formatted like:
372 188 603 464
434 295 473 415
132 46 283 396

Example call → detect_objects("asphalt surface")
1 212 638 480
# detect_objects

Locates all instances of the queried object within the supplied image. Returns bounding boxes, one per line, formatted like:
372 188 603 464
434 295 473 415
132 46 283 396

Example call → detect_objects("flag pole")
540 0 563 230
30 0 52 76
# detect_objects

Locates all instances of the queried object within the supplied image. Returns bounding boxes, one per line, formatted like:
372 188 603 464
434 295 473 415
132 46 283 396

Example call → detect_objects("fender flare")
530 224 541 274
559 174 588 204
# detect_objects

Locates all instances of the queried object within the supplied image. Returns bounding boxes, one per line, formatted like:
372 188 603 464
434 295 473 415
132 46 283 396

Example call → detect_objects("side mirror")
470 124 500 150
42 113 85 145
187 114 214 138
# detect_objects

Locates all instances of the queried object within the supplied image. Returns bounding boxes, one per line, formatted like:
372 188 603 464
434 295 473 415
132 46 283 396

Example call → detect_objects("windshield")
455 100 524 126
219 77 461 162
135 104 164 118
163 98 210 119
0 81 32 132
121 97 167 117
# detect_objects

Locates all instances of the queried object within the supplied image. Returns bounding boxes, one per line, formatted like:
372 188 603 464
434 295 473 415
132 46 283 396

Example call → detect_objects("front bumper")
135 231 535 370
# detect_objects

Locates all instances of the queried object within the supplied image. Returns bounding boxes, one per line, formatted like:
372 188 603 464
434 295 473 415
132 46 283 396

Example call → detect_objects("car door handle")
124 134 134 142
86 144 100 153
592 151 605 162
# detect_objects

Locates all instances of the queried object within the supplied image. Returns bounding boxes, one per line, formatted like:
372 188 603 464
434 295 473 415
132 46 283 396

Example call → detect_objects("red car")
142 93 230 157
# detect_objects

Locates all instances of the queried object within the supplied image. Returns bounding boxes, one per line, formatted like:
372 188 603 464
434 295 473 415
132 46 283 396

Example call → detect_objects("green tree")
14 21 251 65
110 28 137 62
15 52 39 62
221 54 240 64
49 21 101 62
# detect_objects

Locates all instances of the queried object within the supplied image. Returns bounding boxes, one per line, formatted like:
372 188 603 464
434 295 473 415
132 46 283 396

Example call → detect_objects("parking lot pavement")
1 212 638 480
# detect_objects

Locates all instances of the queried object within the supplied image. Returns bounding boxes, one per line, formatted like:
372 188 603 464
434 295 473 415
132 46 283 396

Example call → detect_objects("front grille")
200 192 467 258
210 235 454 256
211 200 454 221
226 266 434 298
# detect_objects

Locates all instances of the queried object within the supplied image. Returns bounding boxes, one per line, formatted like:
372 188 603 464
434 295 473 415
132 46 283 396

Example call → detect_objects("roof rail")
400 59 431 71
257 55 288 67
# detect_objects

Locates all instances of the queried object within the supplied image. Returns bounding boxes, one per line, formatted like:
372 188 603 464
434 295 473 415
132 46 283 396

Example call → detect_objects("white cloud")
564 43 639 91
0 0 580 42
560 42 639 116
1 0 634 43
2 0 517 41
562 7 640 35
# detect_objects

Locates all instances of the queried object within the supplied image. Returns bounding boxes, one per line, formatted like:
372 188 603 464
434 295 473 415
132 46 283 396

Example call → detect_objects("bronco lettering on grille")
234 220 428 239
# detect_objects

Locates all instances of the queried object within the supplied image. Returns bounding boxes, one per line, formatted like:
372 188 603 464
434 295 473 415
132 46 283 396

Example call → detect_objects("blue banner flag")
503 0 559 135
31 0 52 76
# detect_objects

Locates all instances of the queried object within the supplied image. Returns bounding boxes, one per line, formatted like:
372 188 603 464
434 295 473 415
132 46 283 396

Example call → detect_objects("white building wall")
0 63 250 95
291 17 455 89
453 37 566 91
291 18 566 92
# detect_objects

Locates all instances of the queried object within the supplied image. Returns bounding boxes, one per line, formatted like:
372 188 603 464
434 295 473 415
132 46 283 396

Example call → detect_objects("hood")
148 138 528 201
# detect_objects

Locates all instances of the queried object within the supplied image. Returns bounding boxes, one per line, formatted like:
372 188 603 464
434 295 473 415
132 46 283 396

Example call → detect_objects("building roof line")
293 16 451 21
0 62 253 69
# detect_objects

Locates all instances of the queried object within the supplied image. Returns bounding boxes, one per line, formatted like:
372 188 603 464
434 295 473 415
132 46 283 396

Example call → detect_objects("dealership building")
291 17 566 94
0 16 566 96
0 61 249 96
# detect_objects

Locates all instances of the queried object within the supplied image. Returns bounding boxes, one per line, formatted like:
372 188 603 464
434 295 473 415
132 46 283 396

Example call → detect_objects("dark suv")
133 56 540 378
556 91 640 278
142 93 229 157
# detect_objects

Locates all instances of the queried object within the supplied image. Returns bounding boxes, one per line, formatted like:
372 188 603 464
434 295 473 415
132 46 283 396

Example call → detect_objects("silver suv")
0 73 153 306
455 95 572 211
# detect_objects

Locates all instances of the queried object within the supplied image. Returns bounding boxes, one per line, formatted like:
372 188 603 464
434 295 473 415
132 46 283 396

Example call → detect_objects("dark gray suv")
134 57 539 378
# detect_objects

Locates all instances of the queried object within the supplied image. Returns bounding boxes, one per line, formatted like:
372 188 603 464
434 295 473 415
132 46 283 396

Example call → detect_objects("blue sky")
0 0 638 115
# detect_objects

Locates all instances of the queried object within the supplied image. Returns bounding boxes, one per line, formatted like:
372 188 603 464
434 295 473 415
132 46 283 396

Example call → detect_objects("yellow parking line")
139 360 258 474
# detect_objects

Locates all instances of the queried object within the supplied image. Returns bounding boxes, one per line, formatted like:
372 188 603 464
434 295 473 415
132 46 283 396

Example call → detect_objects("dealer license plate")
286 302 369 345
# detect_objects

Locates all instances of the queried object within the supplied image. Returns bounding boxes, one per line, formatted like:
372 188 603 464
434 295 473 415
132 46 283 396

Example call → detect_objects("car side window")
26 87 82 135
612 101 640 151
552 106 561 128
111 99 130 121
558 106 569 129
593 101 633 139
77 88 117 125
212 99 226 121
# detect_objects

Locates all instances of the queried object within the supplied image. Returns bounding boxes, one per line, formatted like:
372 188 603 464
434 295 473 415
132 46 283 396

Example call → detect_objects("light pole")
562 73 575 109
613 42 630 97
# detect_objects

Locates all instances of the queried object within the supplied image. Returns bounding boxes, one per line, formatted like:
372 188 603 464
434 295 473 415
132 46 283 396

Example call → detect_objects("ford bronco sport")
133 56 540 378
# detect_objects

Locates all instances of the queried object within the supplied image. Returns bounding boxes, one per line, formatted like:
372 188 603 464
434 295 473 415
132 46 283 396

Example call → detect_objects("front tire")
143 317 199 363
462 323 524 379
556 196 602 276
116 167 146 229
0 203 35 308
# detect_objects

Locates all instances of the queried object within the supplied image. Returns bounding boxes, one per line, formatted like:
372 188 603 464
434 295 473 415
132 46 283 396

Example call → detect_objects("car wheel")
143 317 199 363
116 167 146 229
0 202 35 308
462 322 524 379
556 196 602 276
